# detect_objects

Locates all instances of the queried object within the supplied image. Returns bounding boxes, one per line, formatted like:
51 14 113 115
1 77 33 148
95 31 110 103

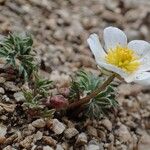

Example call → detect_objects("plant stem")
67 73 116 110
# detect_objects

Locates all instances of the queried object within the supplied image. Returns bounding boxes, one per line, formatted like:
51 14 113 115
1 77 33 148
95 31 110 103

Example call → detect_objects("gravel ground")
0 0 150 149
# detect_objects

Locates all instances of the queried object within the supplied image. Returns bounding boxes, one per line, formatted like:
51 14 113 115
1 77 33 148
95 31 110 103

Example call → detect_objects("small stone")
32 119 46 128
43 136 57 147
43 146 54 150
0 136 6 145
56 144 64 150
20 135 33 148
53 30 66 41
4 81 19 92
0 124 7 137
3 145 17 150
2 95 10 102
0 87 5 94
0 77 6 83
138 132 150 150
88 140 104 150
97 130 106 141
47 119 66 135
76 133 87 146
100 118 112 131
115 124 132 143
87 126 98 137
0 106 3 113
34 131 43 141
28 124 36 133
64 128 79 139
14 92 25 102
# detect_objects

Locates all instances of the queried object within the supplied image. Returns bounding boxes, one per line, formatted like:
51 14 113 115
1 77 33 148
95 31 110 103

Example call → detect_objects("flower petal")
139 51 150 72
133 72 150 86
128 40 150 57
96 60 128 79
87 33 106 61
104 27 127 50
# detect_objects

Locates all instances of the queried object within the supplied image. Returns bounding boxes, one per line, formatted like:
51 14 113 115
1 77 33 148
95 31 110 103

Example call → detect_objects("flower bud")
48 95 69 110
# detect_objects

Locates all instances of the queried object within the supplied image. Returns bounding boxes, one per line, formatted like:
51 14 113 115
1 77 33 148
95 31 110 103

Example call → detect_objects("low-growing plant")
23 75 55 118
0 33 37 81
69 70 118 118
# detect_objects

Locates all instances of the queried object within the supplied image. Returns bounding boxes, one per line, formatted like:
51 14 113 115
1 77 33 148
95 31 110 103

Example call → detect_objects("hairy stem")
67 73 116 110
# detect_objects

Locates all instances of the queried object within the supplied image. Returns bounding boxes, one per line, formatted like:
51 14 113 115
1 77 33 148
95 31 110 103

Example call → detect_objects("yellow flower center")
105 45 140 73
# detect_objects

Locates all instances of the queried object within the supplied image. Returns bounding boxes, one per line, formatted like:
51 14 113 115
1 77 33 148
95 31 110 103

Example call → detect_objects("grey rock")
64 128 79 139
4 82 19 92
87 126 98 137
32 119 46 128
138 132 150 150
76 132 87 146
56 144 64 150
47 119 66 135
100 118 112 131
14 92 25 102
115 124 132 143
43 146 54 150
0 87 5 94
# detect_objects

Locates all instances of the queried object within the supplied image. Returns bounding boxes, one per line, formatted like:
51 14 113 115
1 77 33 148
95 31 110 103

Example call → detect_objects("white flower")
87 27 150 86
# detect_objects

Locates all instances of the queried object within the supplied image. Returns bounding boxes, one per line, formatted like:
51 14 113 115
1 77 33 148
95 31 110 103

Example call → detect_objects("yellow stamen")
105 45 140 73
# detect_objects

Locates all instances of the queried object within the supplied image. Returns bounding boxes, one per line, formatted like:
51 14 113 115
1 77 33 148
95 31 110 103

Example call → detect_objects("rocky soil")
0 0 150 149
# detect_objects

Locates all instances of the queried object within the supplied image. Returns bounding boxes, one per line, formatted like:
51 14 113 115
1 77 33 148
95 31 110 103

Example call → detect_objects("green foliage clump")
0 33 36 80
23 75 55 118
69 70 118 118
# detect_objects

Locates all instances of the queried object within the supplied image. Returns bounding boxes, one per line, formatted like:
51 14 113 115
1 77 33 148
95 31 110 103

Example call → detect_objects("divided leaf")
69 70 118 119
0 33 36 81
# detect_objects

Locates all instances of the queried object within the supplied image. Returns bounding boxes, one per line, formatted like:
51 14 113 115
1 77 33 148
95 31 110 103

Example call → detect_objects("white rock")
32 119 46 128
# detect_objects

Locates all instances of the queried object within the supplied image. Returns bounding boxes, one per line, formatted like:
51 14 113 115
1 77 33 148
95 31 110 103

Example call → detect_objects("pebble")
87 140 104 150
0 87 5 94
76 132 87 146
0 77 6 83
4 81 19 92
13 91 25 102
43 146 54 150
64 127 79 139
115 124 132 143
0 124 7 137
3 145 17 150
47 119 66 135
28 124 36 133
56 144 64 150
19 135 34 148
43 136 57 147
33 131 43 141
138 132 150 150
32 119 46 128
100 118 112 131
87 126 98 137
